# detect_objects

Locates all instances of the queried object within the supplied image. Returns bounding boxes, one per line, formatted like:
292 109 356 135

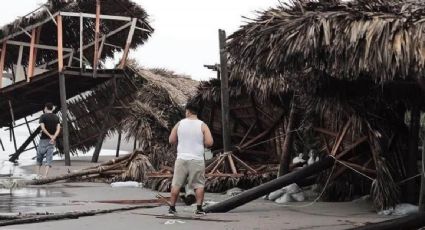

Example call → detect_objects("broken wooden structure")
0 0 153 165
202 0 425 212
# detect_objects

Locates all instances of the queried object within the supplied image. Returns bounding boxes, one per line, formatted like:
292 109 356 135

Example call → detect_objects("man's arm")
52 123 61 141
202 123 214 147
169 122 179 145
40 123 53 139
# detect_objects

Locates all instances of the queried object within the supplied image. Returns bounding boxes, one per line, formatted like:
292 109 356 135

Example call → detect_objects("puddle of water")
0 187 70 213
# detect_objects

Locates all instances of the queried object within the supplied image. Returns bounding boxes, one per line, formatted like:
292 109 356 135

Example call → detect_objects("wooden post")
10 125 18 152
218 29 231 152
406 107 420 203
116 130 122 157
119 18 137 69
58 14 71 166
93 0 100 72
92 131 106 163
27 29 36 81
419 131 425 212
278 99 296 176
80 14 83 69
0 41 7 88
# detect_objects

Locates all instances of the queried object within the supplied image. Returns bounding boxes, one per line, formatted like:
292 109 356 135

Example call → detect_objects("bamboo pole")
116 130 122 157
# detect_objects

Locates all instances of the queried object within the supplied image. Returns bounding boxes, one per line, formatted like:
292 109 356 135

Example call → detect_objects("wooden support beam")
92 131 106 163
119 18 137 69
9 126 41 162
227 155 237 174
407 107 420 204
46 21 132 67
27 29 37 81
80 14 83 68
336 136 368 160
219 29 231 152
24 117 37 150
239 121 256 146
116 130 122 158
314 127 338 137
60 11 133 22
331 119 352 156
7 40 73 52
231 153 257 174
278 99 296 176
93 0 101 73
57 15 64 72
419 132 425 212
0 41 7 88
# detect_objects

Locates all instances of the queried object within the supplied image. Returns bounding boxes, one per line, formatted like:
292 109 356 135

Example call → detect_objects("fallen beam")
348 213 425 230
0 205 159 227
205 156 335 213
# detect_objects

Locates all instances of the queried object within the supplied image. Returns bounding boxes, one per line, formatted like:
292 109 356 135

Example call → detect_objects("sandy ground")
0 157 394 230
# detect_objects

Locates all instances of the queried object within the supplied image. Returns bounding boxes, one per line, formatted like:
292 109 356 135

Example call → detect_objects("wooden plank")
239 121 256 146
119 18 137 69
0 41 7 88
27 29 36 81
57 15 64 72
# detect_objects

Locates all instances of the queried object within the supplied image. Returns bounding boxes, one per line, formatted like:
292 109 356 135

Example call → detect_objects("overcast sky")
0 0 278 81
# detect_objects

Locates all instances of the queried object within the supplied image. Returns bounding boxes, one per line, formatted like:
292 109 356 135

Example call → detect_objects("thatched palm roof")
66 64 199 168
0 0 153 69
228 0 425 95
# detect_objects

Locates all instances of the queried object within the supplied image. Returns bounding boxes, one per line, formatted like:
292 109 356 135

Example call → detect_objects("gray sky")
0 0 277 80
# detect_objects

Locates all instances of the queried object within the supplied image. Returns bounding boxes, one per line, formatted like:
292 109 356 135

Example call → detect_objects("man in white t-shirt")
168 103 214 216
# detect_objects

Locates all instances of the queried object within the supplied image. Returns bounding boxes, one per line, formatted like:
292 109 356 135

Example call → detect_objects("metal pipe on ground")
204 156 335 213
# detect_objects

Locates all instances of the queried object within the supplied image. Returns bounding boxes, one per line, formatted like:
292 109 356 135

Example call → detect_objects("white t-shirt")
176 118 205 160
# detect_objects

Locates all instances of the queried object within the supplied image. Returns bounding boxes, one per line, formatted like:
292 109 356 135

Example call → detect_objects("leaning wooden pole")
9 127 41 162
218 29 231 152
278 99 296 176
57 15 71 166
116 130 122 157
205 156 335 213
407 107 420 203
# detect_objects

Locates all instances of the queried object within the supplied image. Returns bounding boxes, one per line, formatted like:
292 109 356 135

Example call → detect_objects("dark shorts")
36 139 55 166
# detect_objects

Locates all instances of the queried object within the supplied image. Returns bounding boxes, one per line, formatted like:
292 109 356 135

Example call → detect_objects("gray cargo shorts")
36 139 55 167
172 159 205 190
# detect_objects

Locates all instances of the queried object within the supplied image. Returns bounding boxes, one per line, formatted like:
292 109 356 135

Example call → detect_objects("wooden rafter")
119 18 137 69
27 29 37 81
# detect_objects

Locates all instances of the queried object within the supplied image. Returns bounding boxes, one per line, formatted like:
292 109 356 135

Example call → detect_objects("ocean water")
0 116 131 178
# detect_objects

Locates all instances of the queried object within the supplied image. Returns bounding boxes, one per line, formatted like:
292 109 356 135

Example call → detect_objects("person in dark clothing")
36 103 60 178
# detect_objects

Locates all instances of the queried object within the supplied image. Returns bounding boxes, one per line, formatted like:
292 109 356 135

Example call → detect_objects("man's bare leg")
195 187 205 205
36 165 42 177
43 166 50 178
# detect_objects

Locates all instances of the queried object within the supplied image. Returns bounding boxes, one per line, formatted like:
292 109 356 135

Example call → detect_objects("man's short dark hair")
185 103 199 115
45 102 54 110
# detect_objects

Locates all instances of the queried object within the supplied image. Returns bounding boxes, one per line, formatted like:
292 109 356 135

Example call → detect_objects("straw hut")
65 63 199 168
225 0 425 210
